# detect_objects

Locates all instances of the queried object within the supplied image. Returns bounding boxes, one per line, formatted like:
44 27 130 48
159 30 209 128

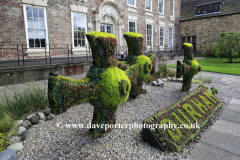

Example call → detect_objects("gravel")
16 82 238 160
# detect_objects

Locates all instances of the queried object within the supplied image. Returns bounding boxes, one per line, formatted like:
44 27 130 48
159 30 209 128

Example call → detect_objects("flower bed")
142 87 222 152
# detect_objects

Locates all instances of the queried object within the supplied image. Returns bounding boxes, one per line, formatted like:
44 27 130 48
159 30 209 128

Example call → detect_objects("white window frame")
23 4 49 50
146 24 153 47
159 0 164 15
100 24 112 33
71 12 87 48
170 0 174 17
128 0 136 7
128 20 137 33
168 27 173 47
159 26 164 47
146 0 152 11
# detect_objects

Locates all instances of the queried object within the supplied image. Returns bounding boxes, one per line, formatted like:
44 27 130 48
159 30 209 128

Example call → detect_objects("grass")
0 83 49 152
168 58 240 75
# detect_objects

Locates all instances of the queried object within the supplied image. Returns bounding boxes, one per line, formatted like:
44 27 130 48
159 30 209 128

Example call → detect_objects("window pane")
73 14 77 22
170 0 174 16
27 18 33 28
39 18 45 28
187 37 190 42
34 30 39 39
74 22 77 30
81 32 85 39
32 8 38 18
160 37 163 42
35 39 40 47
34 18 39 28
214 3 220 12
182 37 185 42
28 29 34 39
82 40 85 47
208 4 213 13
160 42 163 46
74 39 78 47
78 32 81 39
192 36 196 41
29 39 34 47
159 0 163 13
41 39 45 47
203 6 207 13
74 31 77 39
26 7 32 18
39 9 44 18
146 0 151 10
39 30 45 39
198 7 202 14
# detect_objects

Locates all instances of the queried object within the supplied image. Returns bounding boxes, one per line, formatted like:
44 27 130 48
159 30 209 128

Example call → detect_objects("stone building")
180 0 240 54
0 0 181 59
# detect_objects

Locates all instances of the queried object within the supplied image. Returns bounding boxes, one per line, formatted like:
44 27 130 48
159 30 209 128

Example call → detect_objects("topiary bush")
176 43 202 91
48 31 155 136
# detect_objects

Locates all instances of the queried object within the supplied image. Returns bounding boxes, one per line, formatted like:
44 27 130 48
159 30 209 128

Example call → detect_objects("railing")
0 43 183 68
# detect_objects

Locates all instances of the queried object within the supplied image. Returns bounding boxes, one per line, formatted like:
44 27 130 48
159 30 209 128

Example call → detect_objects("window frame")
146 23 153 47
159 26 164 47
100 24 112 34
146 0 152 11
159 0 164 15
170 0 174 17
168 27 173 47
128 20 137 33
196 2 222 15
71 12 87 48
128 0 136 7
23 4 49 50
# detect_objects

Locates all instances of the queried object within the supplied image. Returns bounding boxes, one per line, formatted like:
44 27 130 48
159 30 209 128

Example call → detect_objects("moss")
135 55 152 79
182 103 202 122
99 67 131 107
160 118 182 142
86 31 117 40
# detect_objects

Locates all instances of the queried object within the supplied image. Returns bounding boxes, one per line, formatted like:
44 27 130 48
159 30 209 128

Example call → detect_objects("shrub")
144 74 156 84
198 75 213 83
153 63 176 79
123 32 144 56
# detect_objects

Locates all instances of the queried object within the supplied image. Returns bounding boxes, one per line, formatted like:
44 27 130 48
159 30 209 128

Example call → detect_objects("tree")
211 32 240 63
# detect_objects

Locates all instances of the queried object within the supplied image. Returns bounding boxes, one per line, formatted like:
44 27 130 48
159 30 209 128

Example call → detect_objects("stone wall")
180 13 240 54
0 0 181 60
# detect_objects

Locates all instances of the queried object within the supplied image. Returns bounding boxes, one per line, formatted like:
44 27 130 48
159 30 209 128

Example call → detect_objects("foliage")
177 43 202 91
0 105 16 133
211 32 240 63
144 74 156 84
198 75 213 83
99 67 131 107
135 55 152 79
154 63 176 79
0 132 12 153
123 32 144 56
1 84 48 120
145 88 222 152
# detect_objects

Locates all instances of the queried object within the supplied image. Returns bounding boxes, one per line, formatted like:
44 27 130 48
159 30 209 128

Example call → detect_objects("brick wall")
180 14 240 54
0 0 181 60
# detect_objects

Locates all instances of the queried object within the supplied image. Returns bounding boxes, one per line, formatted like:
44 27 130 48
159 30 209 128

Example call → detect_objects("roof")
181 0 240 21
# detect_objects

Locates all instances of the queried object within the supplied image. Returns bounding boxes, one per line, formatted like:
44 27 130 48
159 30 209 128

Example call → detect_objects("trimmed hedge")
176 43 202 91
48 31 155 136
143 87 222 152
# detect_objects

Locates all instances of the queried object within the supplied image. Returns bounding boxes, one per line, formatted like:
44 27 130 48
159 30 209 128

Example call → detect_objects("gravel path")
16 82 237 160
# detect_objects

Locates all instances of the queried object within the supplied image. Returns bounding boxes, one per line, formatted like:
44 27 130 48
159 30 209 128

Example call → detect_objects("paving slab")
232 91 240 99
210 119 240 138
215 80 232 85
226 101 240 113
219 109 240 123
231 80 240 86
200 129 240 155
188 142 240 160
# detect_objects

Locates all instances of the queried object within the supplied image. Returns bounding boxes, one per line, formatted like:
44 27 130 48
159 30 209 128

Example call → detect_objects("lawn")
168 58 240 75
